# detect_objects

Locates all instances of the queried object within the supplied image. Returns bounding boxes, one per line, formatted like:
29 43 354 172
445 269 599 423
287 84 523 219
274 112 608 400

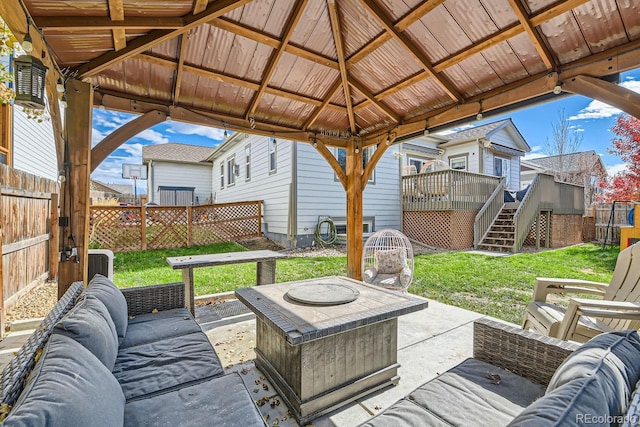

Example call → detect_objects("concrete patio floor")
204 297 488 426
0 295 495 426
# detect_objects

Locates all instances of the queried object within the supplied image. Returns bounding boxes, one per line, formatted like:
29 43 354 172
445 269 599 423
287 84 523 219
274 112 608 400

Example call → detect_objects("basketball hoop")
122 164 148 205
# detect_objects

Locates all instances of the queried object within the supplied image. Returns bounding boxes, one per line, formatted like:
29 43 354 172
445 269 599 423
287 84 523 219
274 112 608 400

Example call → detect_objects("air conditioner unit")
88 249 114 281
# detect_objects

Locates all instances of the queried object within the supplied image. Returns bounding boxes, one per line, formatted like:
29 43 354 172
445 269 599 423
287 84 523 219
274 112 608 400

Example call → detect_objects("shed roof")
142 143 215 164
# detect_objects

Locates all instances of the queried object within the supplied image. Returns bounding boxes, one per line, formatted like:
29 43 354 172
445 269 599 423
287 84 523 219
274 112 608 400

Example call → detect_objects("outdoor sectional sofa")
0 275 265 427
362 318 640 426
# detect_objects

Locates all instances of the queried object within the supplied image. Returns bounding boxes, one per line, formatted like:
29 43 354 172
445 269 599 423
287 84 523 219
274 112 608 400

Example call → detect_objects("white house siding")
442 143 480 173
295 143 402 247
12 106 58 181
212 134 293 246
149 161 212 205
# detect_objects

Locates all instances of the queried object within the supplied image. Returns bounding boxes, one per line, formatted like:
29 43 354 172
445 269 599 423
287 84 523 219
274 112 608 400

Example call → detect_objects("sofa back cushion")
2 334 125 427
85 274 128 344
508 330 640 426
53 295 119 370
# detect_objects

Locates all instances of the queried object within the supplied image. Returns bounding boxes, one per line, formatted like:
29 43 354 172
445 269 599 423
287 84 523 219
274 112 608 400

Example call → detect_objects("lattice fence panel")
192 202 261 245
90 207 143 252
524 212 548 248
450 211 476 249
404 211 452 248
146 207 189 249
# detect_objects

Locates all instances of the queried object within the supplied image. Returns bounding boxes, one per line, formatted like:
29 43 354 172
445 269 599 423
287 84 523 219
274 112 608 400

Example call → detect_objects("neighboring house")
142 143 214 206
90 180 132 204
521 151 607 208
401 119 530 191
209 133 401 248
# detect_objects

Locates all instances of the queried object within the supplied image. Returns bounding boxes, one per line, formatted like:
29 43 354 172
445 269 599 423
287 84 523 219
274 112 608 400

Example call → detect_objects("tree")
544 108 583 156
600 115 640 202
0 17 18 104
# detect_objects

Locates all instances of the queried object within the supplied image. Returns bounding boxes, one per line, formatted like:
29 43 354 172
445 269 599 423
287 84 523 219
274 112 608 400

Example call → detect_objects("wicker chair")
362 229 414 292
522 240 640 343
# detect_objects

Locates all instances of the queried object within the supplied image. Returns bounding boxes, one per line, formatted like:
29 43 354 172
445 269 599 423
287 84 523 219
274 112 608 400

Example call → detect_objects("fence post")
49 193 59 281
187 206 193 247
257 201 262 237
140 206 147 251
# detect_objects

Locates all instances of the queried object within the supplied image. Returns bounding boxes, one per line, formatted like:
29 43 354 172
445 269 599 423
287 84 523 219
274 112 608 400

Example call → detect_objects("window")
407 157 433 174
226 155 236 186
449 156 467 170
245 144 251 181
494 157 510 186
332 218 373 234
335 146 376 182
268 138 277 173
219 162 224 189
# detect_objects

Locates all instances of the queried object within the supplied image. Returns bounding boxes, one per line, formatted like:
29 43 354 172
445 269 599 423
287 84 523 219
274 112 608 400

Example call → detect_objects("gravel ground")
6 238 437 325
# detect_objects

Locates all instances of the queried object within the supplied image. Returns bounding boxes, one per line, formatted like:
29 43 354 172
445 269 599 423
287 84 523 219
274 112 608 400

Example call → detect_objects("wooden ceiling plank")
245 0 309 120
192 0 209 15
303 78 343 130
348 79 399 122
35 16 184 30
75 0 252 78
173 34 189 104
352 70 429 113
210 18 339 70
359 0 462 102
328 0 356 133
563 75 640 120
507 0 554 69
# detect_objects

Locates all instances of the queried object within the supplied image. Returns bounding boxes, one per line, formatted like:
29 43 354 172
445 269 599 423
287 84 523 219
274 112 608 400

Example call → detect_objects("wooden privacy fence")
0 164 59 332
90 201 262 252
588 203 635 244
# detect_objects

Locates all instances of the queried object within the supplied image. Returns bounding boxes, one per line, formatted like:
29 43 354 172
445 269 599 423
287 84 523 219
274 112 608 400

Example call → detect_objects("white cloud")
569 80 640 121
523 152 547 160
135 129 169 145
91 128 108 148
607 163 628 176
165 122 224 142
93 110 136 130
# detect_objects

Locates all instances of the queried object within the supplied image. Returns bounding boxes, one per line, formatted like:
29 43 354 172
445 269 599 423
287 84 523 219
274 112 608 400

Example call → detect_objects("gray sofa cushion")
508 330 640 426
85 274 128 344
362 358 545 427
2 334 125 427
120 308 202 349
53 295 119 370
123 373 264 427
113 331 224 401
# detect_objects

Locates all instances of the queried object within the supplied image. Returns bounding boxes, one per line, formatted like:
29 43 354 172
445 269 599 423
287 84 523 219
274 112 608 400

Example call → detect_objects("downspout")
287 141 298 247
147 160 153 203
477 138 484 174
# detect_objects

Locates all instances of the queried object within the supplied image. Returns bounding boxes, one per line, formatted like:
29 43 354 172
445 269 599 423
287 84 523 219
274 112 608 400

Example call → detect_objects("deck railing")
512 174 584 252
473 178 506 248
402 170 501 211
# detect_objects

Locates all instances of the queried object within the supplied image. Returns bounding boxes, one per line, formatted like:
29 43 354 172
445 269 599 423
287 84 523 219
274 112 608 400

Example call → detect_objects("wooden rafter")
348 79 399 122
75 0 252 78
562 75 640 120
245 0 309 120
172 34 189 104
35 16 183 30
313 139 347 189
136 54 346 112
210 18 339 70
328 0 356 134
303 78 343 131
362 134 395 188
192 0 208 15
359 0 462 103
507 0 554 69
107 0 126 51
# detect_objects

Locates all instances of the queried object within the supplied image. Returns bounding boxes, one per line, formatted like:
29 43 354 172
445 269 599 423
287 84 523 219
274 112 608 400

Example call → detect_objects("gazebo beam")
91 109 167 172
328 0 356 134
562 75 640 120
58 79 93 297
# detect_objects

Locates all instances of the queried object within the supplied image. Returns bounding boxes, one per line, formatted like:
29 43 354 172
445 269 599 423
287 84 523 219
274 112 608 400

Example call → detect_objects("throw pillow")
375 248 407 274
85 274 128 344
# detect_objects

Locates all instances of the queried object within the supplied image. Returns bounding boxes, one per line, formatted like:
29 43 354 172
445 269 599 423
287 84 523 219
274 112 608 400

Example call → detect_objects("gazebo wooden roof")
2 0 640 290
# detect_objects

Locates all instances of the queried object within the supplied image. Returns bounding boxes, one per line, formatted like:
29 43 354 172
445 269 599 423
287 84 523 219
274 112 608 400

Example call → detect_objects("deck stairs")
477 203 519 252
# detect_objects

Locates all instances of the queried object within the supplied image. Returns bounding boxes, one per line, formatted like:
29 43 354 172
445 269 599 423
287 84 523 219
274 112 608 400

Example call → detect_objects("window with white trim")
449 156 467 170
226 155 236 186
219 162 224 189
335 146 375 182
268 138 277 173
245 144 251 181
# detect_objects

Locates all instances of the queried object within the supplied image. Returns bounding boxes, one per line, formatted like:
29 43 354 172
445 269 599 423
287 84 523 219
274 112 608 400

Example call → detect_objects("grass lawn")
113 242 619 325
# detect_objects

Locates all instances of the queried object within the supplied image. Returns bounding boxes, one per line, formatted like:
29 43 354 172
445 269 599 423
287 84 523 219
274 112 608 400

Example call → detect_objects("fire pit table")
235 276 428 424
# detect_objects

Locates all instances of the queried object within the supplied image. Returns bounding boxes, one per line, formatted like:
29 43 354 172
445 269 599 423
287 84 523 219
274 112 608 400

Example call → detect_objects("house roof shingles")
142 143 215 164
525 150 606 174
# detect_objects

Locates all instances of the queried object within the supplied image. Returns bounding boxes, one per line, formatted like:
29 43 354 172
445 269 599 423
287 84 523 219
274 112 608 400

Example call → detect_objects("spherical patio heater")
13 54 48 110
362 229 414 293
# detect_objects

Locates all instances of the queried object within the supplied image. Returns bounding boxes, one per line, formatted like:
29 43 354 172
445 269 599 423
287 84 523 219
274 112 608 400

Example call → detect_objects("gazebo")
1 0 639 296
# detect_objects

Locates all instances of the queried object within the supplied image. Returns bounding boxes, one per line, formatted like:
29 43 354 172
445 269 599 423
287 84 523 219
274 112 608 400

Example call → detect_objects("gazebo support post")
345 138 364 280
58 79 93 297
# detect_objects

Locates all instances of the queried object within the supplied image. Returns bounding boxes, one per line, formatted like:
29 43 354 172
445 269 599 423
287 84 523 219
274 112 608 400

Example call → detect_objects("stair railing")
473 178 506 248
511 174 545 252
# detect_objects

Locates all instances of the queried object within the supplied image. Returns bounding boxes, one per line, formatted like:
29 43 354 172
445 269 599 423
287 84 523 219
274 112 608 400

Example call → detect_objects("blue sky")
91 68 640 193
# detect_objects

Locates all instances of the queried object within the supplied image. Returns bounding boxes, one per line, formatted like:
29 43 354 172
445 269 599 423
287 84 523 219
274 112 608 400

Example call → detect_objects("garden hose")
314 218 337 247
